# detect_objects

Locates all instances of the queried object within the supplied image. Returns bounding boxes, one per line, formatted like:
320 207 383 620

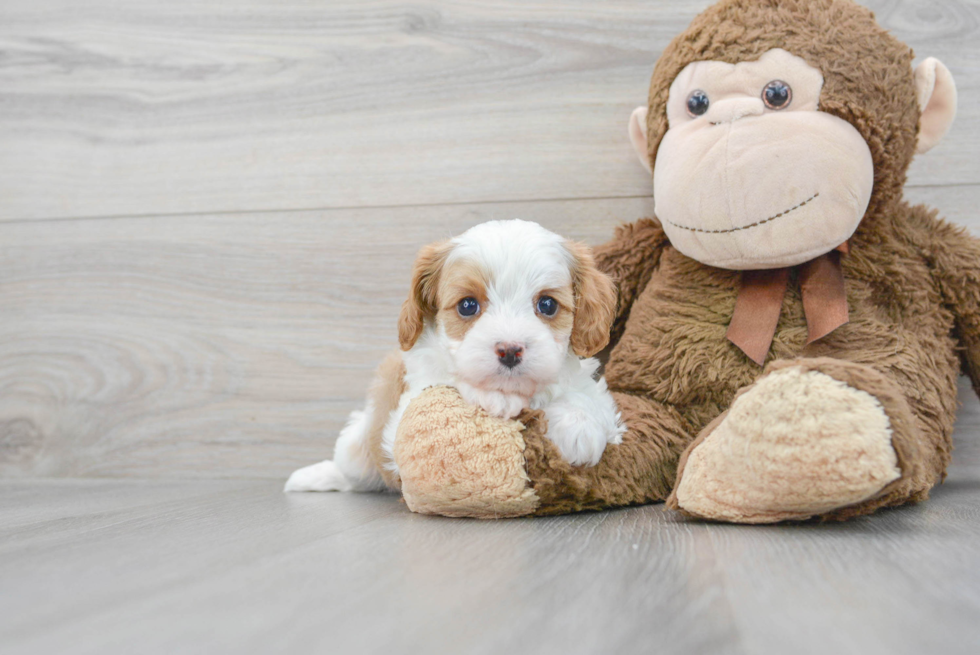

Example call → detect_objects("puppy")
285 219 624 493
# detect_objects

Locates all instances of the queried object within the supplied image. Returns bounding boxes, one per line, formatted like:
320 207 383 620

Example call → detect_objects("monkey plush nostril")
706 97 766 125
495 343 524 369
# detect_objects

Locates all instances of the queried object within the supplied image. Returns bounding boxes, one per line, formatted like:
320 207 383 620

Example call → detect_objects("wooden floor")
2 0 980 652
2 429 980 655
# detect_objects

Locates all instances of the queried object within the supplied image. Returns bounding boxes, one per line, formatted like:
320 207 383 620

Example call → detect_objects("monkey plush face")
629 0 958 272
651 49 872 269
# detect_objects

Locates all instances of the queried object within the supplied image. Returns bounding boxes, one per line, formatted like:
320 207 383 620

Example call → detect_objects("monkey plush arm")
592 218 670 346
911 207 980 395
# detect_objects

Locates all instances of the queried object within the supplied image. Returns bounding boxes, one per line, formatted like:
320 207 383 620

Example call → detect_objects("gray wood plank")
1 0 978 221
0 196 654 478
0 472 978 655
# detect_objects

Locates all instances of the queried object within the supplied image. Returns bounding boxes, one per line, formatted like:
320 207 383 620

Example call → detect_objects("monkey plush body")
392 0 980 522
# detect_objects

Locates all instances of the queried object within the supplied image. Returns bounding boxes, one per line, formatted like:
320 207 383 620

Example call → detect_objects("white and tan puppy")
285 219 625 493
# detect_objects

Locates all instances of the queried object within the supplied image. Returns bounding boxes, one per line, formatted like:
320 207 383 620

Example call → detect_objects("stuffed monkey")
393 0 979 522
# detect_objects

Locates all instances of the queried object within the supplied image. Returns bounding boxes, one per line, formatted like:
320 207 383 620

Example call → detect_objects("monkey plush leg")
393 386 692 518
521 391 691 515
392 386 539 518
667 358 929 523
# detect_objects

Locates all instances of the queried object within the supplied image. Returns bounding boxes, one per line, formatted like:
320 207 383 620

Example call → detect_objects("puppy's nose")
495 343 524 369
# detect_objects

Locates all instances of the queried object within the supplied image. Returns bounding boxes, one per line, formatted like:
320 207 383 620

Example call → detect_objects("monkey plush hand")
394 0 979 522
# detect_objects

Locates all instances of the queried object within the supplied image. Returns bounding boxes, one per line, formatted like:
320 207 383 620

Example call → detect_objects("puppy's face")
398 220 617 398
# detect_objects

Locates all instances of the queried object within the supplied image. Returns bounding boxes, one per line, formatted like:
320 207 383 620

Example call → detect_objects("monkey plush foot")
393 386 542 518
667 358 916 523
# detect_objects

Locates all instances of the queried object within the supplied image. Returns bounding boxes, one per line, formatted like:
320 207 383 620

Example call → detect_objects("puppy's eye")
457 297 480 317
762 80 792 109
686 90 709 117
536 296 558 316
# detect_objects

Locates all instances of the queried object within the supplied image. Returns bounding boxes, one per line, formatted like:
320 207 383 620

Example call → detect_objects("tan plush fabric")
644 0 920 228
913 58 958 154
652 49 875 269
394 386 539 518
669 363 900 523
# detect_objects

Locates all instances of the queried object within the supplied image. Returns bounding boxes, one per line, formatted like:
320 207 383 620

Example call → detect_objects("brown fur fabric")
519 0 979 520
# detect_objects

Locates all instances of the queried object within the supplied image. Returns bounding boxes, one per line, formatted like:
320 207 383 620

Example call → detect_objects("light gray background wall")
2 0 977 480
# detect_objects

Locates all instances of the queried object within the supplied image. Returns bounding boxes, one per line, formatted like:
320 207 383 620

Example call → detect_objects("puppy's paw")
544 403 619 466
487 393 529 419
457 383 528 419
284 460 352 492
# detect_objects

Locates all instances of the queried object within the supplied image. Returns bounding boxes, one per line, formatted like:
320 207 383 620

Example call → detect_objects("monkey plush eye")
457 297 480 317
686 90 710 117
762 80 792 109
536 296 559 316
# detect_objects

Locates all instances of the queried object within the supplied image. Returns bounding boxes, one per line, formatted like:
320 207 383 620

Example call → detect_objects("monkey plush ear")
398 241 450 351
914 58 957 154
628 106 652 173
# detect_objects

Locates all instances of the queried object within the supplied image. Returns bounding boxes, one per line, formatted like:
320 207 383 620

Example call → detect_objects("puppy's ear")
567 241 618 357
398 240 451 351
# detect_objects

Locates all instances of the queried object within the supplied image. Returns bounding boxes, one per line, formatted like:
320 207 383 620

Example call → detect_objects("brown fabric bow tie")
726 244 850 366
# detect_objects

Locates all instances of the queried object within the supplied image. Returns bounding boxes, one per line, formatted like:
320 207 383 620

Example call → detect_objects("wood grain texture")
1 466 978 655
0 197 656 478
0 0 978 220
